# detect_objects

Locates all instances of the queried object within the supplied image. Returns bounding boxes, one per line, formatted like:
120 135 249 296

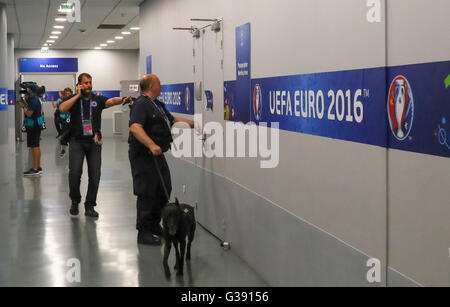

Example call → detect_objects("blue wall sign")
8 90 15 106
159 82 194 115
0 88 8 111
19 58 78 73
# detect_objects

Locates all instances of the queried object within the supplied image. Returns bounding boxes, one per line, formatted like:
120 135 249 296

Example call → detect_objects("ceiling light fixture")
100 44 107 47
54 25 64 29
43 43 48 46
47 40 55 43
130 27 140 31
55 17 67 22
107 40 115 43
49 36 59 39
115 36 124 39
95 47 102 50
51 31 62 35
121 31 131 35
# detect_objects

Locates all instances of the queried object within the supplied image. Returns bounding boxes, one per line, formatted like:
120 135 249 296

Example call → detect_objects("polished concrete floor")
0 136 267 287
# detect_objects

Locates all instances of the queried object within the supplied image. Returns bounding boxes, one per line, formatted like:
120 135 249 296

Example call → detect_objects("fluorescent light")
130 27 140 31
100 44 107 47
51 31 62 35
115 36 124 39
95 47 102 50
49 44 53 46
55 17 67 22
49 36 59 39
54 25 64 29
121 31 131 35
47 40 55 43
107 40 115 43
43 43 48 46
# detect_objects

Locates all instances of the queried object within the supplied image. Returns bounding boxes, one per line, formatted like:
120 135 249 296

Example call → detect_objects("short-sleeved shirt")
128 95 175 154
26 96 42 130
67 94 108 141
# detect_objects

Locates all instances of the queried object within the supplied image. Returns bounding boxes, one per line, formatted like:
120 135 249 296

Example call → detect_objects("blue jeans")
69 138 102 206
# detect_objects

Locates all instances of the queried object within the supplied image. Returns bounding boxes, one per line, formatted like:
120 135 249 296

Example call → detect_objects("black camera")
20 82 46 97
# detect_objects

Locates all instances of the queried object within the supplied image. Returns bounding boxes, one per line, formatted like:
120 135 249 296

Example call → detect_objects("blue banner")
224 80 237 120
19 58 78 73
387 61 450 158
146 55 152 74
8 90 15 106
158 83 194 115
92 90 120 99
0 88 7 111
233 22 251 123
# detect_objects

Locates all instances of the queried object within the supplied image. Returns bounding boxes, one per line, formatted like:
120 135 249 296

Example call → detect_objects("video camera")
20 82 46 97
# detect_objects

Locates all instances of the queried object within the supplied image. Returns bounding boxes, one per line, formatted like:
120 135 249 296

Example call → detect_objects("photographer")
18 84 43 177
56 88 73 158
59 73 131 218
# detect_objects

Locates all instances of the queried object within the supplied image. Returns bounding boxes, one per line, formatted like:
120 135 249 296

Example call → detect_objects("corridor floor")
0 136 267 287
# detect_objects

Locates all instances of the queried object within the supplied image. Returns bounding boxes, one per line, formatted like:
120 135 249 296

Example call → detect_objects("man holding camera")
129 74 197 245
19 84 43 177
59 73 131 218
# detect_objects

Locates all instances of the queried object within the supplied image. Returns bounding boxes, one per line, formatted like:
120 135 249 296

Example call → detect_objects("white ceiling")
1 0 143 50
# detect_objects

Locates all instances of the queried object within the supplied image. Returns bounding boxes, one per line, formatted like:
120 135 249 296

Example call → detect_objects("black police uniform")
128 94 174 238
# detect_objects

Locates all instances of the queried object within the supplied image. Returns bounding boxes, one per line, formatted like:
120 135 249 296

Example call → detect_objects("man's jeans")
69 138 102 206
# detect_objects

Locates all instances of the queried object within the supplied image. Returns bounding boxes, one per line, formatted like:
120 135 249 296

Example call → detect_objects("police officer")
60 73 131 218
129 74 196 245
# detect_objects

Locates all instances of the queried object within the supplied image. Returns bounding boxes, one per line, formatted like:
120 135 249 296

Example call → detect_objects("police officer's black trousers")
69 138 102 206
129 151 172 232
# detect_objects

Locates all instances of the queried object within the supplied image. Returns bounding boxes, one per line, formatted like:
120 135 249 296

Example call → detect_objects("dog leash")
151 152 170 202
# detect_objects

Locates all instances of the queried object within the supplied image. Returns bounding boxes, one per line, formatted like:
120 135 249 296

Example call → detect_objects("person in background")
52 93 63 138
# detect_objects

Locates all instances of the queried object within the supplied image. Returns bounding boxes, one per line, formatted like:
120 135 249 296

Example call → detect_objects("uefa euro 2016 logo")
185 86 190 111
253 84 262 120
387 76 414 141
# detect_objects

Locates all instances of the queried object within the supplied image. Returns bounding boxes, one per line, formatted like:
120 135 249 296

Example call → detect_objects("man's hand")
76 83 86 97
149 143 162 155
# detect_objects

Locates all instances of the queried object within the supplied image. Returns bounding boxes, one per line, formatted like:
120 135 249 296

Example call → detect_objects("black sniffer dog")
162 198 196 277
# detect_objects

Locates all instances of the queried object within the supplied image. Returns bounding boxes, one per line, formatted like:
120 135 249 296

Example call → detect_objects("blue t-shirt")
26 96 42 129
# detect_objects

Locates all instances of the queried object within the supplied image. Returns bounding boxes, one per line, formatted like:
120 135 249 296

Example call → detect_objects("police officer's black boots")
70 202 79 216
85 205 99 218
137 231 162 246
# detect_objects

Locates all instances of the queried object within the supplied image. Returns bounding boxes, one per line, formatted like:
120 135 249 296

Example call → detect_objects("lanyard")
80 98 92 122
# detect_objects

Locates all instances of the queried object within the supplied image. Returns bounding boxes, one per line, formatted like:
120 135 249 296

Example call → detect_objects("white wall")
14 49 139 136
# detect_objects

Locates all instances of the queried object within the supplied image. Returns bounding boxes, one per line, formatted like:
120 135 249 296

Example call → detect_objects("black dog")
162 198 196 277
